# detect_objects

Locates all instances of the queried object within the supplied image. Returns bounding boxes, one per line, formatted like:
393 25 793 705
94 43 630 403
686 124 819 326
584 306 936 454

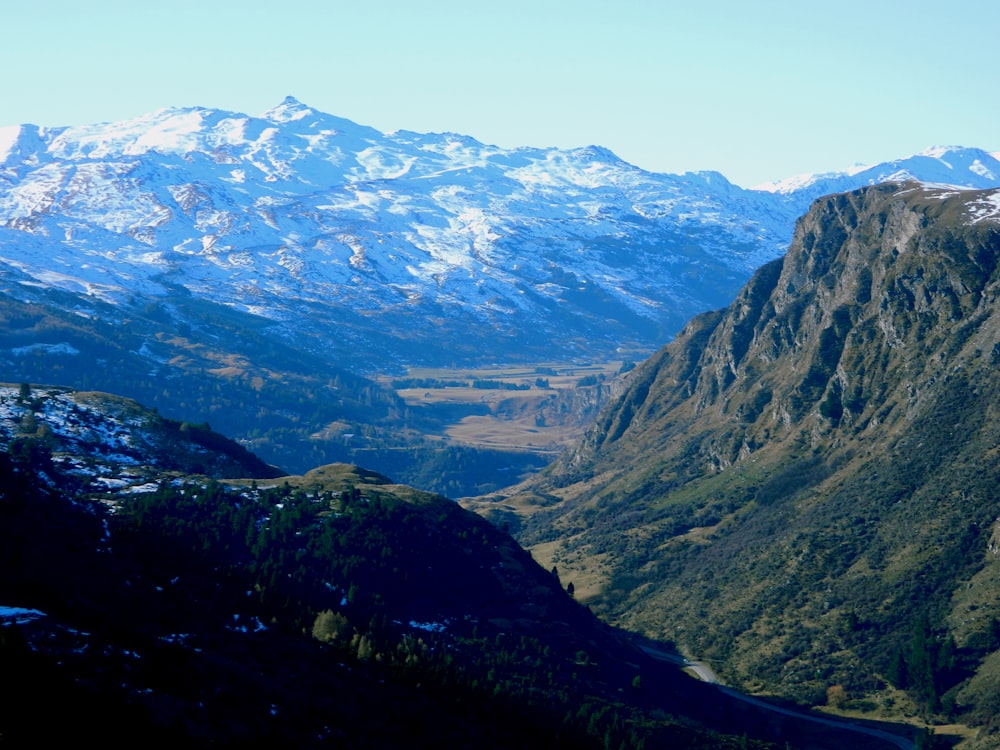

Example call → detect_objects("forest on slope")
1 384 892 749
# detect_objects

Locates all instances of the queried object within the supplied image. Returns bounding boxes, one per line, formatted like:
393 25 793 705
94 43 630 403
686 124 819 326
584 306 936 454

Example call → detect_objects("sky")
1 0 997 188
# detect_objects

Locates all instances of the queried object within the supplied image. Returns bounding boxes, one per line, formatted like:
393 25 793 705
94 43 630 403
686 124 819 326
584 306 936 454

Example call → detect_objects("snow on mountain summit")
264 95 315 122
1 100 999 369
755 145 1000 198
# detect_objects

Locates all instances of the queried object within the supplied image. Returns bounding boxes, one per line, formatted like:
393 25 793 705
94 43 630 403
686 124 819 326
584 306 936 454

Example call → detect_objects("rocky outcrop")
553 182 1000 483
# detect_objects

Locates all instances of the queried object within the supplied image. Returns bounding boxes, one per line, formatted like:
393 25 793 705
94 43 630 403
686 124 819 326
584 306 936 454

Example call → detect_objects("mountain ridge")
3 100 1000 373
463 181 1000 742
754 146 1000 196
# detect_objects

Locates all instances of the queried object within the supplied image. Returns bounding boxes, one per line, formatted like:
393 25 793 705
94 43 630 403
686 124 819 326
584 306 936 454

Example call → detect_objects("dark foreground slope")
467 183 1000 741
0 384 911 749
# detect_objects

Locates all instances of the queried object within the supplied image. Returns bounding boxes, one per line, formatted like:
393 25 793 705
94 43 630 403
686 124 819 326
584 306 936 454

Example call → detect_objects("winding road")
640 644 916 750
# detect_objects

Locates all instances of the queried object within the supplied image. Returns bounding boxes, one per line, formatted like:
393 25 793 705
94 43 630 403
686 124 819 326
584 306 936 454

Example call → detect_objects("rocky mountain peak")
567 182 1000 472
265 95 313 120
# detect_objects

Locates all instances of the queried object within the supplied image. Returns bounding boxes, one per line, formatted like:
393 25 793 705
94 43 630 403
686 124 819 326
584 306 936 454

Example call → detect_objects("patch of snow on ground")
11 342 80 356
0 386 159 479
227 614 268 633
159 633 192 645
123 481 162 493
94 476 131 489
968 192 1000 224
0 606 47 623
970 160 997 180
408 620 448 633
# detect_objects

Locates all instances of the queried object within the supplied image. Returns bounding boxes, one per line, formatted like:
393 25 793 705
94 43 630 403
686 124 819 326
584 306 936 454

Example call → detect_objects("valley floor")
379 360 631 453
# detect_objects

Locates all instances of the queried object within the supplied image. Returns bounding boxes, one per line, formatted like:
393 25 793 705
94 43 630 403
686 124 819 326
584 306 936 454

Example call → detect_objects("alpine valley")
3 100 1000 748
2 99 1000 489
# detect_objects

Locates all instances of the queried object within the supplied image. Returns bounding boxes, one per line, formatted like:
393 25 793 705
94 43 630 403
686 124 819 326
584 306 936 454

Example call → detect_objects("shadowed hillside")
2 384 908 748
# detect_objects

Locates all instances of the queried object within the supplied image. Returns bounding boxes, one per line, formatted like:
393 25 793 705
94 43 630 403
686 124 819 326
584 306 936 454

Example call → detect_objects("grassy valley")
382 360 632 452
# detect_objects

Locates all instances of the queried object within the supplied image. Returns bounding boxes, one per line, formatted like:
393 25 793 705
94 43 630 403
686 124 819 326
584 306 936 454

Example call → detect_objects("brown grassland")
377 361 626 453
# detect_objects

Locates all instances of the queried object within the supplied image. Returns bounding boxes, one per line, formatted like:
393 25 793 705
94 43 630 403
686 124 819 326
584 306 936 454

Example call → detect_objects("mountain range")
3 99 998 747
2 98 999 371
463 181 1000 745
3 100 999 489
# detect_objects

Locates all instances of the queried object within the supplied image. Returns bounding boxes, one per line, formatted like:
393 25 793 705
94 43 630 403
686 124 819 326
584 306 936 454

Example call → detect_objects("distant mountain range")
2 98 999 370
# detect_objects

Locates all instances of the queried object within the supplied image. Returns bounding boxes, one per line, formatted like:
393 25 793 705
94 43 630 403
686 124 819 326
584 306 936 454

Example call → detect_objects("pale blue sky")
2 0 997 187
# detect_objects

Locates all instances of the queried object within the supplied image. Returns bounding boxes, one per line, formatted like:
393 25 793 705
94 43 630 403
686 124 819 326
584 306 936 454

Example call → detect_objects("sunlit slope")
473 183 1000 735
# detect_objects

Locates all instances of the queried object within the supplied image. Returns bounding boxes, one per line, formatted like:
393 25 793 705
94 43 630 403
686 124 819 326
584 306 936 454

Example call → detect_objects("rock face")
561 182 1000 476
481 182 1000 723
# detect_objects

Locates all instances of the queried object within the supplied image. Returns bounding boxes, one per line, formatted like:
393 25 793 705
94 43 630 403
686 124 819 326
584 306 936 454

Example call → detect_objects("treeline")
391 377 469 389
886 615 961 715
391 377 547 391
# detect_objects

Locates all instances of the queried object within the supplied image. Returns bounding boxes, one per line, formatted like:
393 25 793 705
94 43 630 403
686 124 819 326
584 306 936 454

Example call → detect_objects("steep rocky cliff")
469 182 1000 737
560 182 1000 478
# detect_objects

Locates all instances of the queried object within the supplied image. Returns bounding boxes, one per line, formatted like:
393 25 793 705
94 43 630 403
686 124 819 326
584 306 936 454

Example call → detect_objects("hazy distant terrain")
3 102 999 493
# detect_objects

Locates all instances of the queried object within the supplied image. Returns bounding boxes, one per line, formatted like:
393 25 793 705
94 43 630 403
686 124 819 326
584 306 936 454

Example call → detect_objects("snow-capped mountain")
2 96 999 369
755 145 1000 200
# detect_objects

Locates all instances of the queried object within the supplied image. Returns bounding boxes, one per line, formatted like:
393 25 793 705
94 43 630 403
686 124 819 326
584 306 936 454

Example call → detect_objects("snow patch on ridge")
1 100 999 365
968 192 1000 224
919 145 963 159
0 125 23 162
752 162 874 193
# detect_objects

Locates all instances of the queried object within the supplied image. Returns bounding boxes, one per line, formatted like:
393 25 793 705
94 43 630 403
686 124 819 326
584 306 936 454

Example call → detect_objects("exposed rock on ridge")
475 182 1000 729
559 182 1000 477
